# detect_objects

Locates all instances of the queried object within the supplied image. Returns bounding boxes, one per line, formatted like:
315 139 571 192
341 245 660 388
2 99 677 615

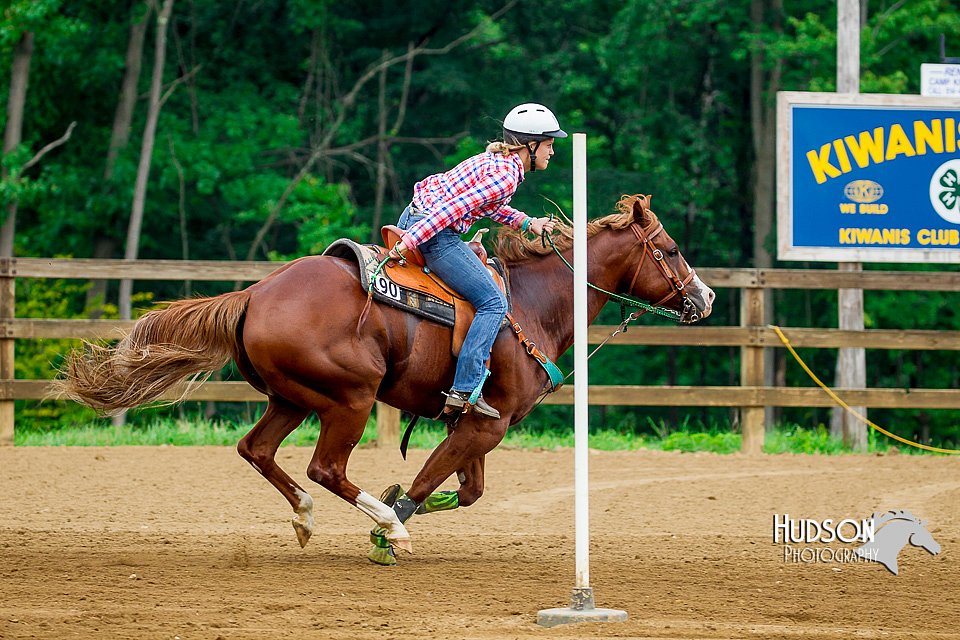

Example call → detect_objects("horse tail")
55 291 251 415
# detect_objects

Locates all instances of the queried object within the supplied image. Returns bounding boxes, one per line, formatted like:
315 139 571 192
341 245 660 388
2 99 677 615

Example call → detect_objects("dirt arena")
0 445 957 639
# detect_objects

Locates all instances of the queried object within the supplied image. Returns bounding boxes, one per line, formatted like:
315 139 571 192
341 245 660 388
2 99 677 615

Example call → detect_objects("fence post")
740 286 765 454
0 258 15 446
376 401 400 448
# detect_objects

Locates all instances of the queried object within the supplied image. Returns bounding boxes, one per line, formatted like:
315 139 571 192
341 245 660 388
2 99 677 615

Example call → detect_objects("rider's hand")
528 217 556 236
388 242 407 261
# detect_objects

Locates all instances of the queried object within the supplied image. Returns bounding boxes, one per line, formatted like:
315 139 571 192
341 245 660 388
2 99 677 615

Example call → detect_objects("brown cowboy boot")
443 389 501 419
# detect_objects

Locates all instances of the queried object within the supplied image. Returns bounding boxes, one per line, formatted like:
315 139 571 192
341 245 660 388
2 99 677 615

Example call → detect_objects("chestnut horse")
58 194 714 559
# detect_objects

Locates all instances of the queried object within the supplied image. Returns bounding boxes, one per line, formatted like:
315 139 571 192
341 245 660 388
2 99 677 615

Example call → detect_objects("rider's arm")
401 168 520 251
487 203 529 230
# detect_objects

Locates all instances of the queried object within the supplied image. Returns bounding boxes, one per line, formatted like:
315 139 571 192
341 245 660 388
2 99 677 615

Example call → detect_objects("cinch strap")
506 313 564 391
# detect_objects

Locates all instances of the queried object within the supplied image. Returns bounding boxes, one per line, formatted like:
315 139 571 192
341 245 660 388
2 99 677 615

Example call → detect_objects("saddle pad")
323 238 512 330
323 239 457 327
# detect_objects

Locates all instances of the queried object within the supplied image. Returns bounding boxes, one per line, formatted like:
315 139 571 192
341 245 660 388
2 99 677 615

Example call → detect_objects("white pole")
572 132 590 588
537 132 626 627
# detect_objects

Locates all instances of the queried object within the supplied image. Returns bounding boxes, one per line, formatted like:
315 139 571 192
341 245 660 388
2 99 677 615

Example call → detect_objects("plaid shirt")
401 151 529 250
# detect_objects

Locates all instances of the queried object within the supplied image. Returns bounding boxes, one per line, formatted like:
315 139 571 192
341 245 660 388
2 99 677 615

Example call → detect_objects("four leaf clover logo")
939 168 960 210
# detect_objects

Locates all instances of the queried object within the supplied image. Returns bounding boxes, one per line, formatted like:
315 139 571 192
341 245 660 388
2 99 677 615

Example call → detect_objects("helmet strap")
525 140 543 172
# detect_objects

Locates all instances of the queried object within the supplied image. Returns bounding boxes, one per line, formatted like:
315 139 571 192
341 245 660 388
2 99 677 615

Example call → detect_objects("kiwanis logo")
844 179 884 203
839 179 888 214
773 510 941 574
930 158 960 224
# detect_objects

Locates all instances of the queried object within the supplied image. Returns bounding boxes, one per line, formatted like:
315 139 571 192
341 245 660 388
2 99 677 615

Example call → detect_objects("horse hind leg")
305 400 413 554
237 398 314 547
367 457 481 565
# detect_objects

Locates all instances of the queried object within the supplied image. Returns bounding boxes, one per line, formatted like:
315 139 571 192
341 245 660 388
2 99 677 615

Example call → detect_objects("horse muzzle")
682 274 714 323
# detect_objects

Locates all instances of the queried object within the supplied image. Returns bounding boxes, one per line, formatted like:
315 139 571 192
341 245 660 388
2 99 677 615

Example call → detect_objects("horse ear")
632 194 653 225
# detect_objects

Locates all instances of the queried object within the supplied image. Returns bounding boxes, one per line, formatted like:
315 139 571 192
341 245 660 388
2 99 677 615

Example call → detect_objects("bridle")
624 220 701 324
544 218 702 325
519 216 703 392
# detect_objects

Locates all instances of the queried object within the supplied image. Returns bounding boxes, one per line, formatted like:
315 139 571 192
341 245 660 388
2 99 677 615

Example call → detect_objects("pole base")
537 587 627 628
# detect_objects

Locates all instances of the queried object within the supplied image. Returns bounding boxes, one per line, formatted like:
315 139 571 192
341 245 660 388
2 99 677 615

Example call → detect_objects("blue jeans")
398 205 507 394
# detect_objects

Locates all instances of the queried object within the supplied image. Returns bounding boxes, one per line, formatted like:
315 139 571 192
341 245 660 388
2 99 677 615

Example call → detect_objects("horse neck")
507 235 630 359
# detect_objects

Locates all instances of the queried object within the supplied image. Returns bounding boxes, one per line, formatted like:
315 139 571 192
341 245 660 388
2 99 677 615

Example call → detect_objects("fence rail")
2 258 958 451
9 380 959 409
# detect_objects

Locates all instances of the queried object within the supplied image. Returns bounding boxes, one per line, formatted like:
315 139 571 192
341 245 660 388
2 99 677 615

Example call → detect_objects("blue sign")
779 93 960 262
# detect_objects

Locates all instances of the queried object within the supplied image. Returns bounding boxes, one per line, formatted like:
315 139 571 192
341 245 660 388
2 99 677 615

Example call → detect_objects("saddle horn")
469 228 489 243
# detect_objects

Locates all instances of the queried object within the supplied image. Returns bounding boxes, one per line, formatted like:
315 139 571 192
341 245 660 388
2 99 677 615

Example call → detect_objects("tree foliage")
1 0 957 442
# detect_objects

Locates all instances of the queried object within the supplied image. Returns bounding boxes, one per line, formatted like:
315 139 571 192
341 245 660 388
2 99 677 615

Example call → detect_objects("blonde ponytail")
486 141 523 156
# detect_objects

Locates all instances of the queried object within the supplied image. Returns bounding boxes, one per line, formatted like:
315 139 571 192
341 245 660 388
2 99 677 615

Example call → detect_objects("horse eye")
668 246 680 256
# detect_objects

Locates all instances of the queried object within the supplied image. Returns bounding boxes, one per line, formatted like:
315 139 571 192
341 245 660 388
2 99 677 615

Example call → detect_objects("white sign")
921 63 960 97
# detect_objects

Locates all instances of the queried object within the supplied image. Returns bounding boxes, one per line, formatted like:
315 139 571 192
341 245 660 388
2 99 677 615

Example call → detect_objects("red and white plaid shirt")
401 151 529 251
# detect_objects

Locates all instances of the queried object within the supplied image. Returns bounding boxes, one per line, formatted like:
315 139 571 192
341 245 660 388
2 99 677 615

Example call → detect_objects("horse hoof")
391 537 413 554
368 544 397 566
292 489 314 548
369 527 397 565
292 518 312 548
379 483 405 507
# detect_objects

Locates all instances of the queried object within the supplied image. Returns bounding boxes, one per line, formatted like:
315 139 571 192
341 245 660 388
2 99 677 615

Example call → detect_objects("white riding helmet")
502 103 566 172
503 103 568 142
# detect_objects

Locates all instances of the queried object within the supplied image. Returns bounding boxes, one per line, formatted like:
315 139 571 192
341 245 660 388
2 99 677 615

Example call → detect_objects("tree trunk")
118 0 175 321
86 237 117 318
88 2 150 316
105 3 150 180
115 0 174 428
371 51 389 243
0 32 34 258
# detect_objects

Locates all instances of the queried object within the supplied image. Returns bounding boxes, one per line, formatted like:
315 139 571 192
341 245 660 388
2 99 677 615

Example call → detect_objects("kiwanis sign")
777 92 960 263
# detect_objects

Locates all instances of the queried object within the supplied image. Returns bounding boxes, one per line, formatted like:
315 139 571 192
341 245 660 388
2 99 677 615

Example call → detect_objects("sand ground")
0 445 957 639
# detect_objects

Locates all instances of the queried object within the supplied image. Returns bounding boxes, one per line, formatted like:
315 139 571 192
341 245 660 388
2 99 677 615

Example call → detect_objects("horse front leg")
451 455 485 507
382 452 485 512
237 397 314 547
407 418 506 505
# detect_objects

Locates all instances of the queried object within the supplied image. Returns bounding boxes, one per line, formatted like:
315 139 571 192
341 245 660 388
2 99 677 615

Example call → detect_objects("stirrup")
442 389 500 420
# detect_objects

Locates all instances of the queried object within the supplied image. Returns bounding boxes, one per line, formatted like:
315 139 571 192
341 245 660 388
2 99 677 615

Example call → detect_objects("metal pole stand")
536 133 627 629
537 587 627 628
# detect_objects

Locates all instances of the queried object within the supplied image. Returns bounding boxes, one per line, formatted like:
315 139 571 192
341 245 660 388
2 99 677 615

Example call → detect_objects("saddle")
322 229 510 358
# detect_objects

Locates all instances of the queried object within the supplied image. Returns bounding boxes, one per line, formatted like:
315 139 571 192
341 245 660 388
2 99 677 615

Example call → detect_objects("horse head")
909 520 941 555
617 195 714 323
857 510 941 574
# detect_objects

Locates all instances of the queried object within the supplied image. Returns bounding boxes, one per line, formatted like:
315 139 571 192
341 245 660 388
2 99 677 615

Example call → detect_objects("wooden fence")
1 257 958 452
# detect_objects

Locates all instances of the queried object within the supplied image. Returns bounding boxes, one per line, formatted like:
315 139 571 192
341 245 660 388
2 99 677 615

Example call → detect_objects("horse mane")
492 194 657 263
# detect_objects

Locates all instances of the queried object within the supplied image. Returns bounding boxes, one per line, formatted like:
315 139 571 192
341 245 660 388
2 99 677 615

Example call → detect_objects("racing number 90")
374 275 401 301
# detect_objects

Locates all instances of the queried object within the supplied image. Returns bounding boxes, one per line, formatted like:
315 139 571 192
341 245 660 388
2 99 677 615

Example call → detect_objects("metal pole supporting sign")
537 133 627 627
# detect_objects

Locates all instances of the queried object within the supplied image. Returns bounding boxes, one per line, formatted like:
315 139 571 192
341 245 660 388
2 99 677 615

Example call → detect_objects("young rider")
389 103 566 419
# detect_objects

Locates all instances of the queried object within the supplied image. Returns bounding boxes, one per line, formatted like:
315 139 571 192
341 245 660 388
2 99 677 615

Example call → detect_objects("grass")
12 415 948 455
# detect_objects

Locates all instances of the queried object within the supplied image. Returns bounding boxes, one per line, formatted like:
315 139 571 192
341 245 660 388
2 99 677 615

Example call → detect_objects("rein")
540 218 700 382
402 216 703 456
542 222 697 323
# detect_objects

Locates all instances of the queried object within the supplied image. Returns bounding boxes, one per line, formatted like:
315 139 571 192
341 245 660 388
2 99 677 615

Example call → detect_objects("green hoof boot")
368 527 397 566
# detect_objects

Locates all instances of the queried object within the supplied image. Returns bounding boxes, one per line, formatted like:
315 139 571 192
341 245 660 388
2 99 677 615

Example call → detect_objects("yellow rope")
770 325 960 455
